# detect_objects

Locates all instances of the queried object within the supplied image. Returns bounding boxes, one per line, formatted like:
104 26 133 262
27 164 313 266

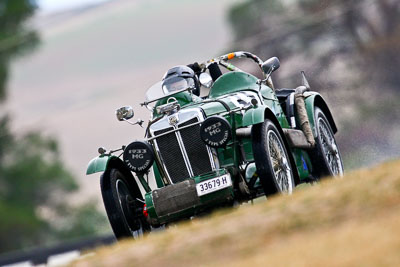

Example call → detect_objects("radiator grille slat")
155 127 189 183
154 116 213 184
179 118 213 176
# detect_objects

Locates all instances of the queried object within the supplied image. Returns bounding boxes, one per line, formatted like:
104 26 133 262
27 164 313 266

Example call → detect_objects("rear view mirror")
116 106 134 121
262 57 280 75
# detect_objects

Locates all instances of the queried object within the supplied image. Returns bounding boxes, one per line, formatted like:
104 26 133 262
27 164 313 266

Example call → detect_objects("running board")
283 129 313 149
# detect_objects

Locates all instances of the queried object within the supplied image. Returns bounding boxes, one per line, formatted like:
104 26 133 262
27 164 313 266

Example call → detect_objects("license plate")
196 174 232 196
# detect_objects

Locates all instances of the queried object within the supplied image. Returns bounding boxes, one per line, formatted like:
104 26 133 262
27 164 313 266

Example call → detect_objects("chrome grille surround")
149 108 218 184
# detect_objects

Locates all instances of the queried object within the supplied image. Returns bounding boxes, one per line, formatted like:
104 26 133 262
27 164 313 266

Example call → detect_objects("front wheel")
311 107 344 178
252 119 295 196
100 168 150 239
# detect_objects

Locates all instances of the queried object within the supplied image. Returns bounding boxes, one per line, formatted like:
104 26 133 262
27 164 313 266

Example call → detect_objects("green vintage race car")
87 51 343 239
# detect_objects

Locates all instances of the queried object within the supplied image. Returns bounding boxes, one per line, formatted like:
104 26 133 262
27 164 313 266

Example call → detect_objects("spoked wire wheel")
267 130 294 193
252 119 295 196
312 107 344 178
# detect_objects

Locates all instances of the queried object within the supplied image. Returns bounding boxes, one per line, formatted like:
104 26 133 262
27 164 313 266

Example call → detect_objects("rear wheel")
252 119 295 196
100 168 150 239
311 107 344 178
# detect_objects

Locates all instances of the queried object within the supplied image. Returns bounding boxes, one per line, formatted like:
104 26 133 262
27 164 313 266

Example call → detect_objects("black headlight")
123 141 154 173
200 116 232 148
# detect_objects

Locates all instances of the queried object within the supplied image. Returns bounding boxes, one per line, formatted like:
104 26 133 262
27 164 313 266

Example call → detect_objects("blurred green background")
0 0 399 254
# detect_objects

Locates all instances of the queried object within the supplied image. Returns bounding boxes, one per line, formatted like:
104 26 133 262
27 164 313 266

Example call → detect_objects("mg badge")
168 115 179 125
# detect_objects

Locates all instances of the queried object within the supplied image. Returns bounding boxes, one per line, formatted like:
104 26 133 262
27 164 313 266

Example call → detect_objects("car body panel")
87 155 153 194
152 163 165 188
242 106 266 126
144 169 234 225
86 155 114 175
304 92 338 136
209 72 260 98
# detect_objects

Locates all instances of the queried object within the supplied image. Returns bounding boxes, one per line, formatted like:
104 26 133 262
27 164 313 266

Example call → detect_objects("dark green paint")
136 173 152 193
152 163 164 188
209 72 259 98
86 155 115 175
86 155 153 194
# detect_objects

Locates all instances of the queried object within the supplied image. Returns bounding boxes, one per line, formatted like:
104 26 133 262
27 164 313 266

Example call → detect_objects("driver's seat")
275 88 296 128
275 88 295 100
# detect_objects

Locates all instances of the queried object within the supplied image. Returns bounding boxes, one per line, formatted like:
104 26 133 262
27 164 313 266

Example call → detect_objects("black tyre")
252 119 295 196
311 107 344 178
100 168 150 239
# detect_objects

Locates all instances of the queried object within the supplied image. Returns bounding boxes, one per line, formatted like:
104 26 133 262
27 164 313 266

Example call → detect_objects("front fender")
87 155 152 193
86 155 119 175
242 106 267 127
246 105 301 185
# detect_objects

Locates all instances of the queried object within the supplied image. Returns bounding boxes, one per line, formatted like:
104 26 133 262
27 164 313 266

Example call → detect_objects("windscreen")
145 81 163 102
144 77 195 103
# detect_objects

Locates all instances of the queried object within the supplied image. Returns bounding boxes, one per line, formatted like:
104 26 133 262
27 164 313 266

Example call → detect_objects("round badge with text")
200 116 232 148
123 141 154 173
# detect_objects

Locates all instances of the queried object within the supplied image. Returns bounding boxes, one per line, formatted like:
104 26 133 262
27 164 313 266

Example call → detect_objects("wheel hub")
279 157 289 171
268 129 292 193
124 195 142 231
116 180 142 232
329 143 338 155
318 116 343 177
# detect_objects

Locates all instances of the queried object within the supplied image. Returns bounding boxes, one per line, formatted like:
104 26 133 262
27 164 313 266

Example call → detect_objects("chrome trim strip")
147 121 202 141
150 139 173 185
175 130 194 177
189 111 217 173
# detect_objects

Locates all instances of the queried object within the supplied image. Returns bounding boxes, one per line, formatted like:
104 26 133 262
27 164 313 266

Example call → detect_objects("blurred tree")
0 123 76 251
228 0 400 89
0 0 39 101
0 0 108 253
228 0 400 168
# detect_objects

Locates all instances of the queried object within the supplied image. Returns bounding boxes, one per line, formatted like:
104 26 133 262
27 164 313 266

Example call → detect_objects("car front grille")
153 116 213 183
178 118 213 177
154 127 190 183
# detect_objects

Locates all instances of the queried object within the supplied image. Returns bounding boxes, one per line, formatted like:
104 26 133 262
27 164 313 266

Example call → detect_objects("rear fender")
305 93 338 135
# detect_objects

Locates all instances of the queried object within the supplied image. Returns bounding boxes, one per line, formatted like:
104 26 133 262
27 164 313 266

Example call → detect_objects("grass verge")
72 160 400 267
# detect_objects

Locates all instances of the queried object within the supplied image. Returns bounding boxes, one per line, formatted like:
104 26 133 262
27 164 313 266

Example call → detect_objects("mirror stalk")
123 118 144 127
